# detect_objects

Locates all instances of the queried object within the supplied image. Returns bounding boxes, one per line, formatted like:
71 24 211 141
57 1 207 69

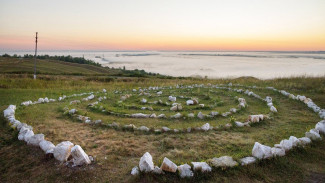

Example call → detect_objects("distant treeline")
1 53 102 67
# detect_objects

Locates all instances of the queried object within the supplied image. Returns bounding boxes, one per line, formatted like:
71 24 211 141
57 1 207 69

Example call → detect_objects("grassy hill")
0 56 170 78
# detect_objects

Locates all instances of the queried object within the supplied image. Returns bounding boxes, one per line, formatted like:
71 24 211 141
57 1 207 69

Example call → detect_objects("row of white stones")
91 85 276 120
3 105 91 166
130 85 325 178
3 90 108 167
66 93 270 133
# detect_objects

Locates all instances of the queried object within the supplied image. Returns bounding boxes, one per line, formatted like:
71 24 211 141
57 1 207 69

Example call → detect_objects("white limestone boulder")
188 113 195 118
53 141 74 162
191 162 211 172
160 157 177 173
168 96 176 102
131 166 140 176
141 98 147 104
171 113 182 119
240 157 256 166
289 136 300 147
178 164 194 178
252 142 272 159
235 121 245 127
298 137 312 146
157 114 166 118
131 113 149 118
4 108 15 118
305 129 322 141
18 127 31 141
153 166 164 174
210 111 219 116
249 115 264 123
197 112 204 119
139 152 154 172
162 127 170 132
186 100 194 105
39 140 55 154
69 109 77 115
27 134 44 146
270 106 278 113
23 130 35 142
71 145 91 166
138 126 150 132
279 139 293 151
170 104 182 111
210 156 238 168
315 120 325 134
201 123 210 131
271 147 286 157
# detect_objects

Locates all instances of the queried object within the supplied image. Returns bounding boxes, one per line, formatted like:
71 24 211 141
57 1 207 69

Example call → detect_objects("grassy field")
0 56 170 78
0 73 325 183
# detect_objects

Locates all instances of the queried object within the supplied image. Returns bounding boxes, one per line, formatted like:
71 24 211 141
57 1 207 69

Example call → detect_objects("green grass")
0 56 171 78
0 74 325 183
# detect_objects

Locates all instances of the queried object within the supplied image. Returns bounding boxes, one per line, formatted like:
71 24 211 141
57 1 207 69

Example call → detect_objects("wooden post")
34 32 38 79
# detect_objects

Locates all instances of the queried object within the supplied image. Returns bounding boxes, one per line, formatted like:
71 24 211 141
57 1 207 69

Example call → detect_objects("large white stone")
305 129 322 141
186 100 194 105
39 140 55 154
271 147 286 157
69 109 77 115
138 126 150 132
171 113 182 119
289 136 300 147
197 112 204 119
18 127 31 141
53 141 74 162
240 157 256 166
298 137 312 146
210 111 219 116
71 145 91 166
249 115 263 123
153 166 164 174
168 96 176 102
4 108 15 118
265 96 272 103
252 142 272 159
131 113 149 118
191 162 211 172
270 106 277 113
157 114 166 118
162 127 170 132
141 98 147 104
178 164 194 178
139 152 154 172
201 123 210 131
315 120 325 134
23 130 35 142
279 139 293 151
27 134 44 146
170 104 182 111
210 156 238 168
235 121 245 127
131 166 140 176
160 157 177 173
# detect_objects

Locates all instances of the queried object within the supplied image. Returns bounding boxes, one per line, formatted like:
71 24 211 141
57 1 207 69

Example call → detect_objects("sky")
1 0 325 51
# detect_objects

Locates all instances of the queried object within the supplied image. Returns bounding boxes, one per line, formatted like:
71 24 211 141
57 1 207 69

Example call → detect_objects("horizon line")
1 50 325 53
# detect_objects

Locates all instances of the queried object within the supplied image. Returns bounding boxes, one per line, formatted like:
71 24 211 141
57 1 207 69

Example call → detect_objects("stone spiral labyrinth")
3 83 325 179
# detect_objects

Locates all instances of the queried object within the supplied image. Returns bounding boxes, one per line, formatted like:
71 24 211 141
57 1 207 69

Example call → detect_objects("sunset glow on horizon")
1 0 325 51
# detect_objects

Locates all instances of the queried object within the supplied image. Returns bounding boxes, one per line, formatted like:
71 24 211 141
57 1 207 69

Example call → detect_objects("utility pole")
34 32 38 79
